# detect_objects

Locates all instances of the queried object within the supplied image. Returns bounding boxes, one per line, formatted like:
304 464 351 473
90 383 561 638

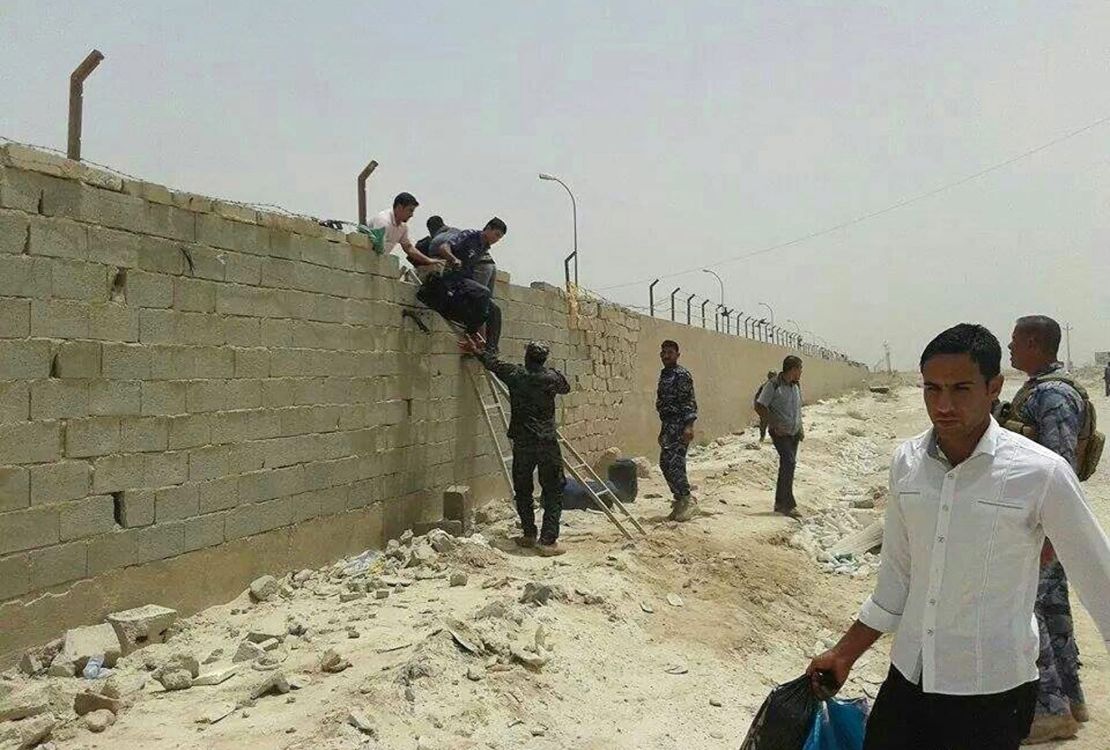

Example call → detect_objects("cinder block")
183 513 225 552
156 482 200 521
0 420 62 464
198 476 239 513
259 319 293 347
0 551 31 600
188 445 230 481
167 414 211 449
0 505 59 554
141 381 186 416
238 466 304 504
0 208 29 254
88 380 142 417
29 541 88 589
224 252 262 285
65 416 120 458
117 489 154 527
184 246 226 281
138 308 176 344
233 348 270 378
223 380 261 410
88 226 141 268
134 522 185 564
60 495 118 540
143 451 188 487
443 485 473 522
91 453 145 493
196 213 269 254
0 255 51 297
224 316 261 346
28 215 88 259
126 271 173 308
0 382 30 424
51 259 109 301
173 277 216 312
106 603 178 654
0 298 30 338
215 285 279 318
31 379 88 419
0 340 51 379
186 380 226 413
119 416 169 453
54 340 101 378
31 299 90 338
211 410 280 444
0 168 40 213
176 312 224 346
87 529 138 575
30 461 91 505
101 343 149 379
0 466 29 512
137 235 186 275
89 303 139 342
224 496 292 540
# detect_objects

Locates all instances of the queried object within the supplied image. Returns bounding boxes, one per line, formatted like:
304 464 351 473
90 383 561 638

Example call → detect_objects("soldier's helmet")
525 341 549 367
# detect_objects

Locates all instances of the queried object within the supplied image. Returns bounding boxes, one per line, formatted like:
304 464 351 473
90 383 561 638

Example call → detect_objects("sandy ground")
3 380 1107 749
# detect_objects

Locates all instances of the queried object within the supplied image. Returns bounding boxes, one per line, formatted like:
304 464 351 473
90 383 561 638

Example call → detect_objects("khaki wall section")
0 144 866 660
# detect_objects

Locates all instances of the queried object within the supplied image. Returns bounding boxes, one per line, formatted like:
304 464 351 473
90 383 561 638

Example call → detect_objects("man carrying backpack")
1001 315 1104 744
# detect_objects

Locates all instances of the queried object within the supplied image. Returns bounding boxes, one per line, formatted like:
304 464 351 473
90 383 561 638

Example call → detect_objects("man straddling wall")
755 356 804 519
656 340 698 522
807 323 1110 750
467 340 571 557
366 193 445 275
1002 315 1094 743
431 218 508 353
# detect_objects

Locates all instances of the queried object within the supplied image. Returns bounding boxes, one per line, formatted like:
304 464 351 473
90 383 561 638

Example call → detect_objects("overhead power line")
596 112 1110 292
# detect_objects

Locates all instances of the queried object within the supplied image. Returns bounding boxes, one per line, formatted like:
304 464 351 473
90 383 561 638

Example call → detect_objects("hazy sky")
2 2 1108 367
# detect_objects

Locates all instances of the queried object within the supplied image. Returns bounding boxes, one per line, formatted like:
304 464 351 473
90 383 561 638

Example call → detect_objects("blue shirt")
1019 362 1084 470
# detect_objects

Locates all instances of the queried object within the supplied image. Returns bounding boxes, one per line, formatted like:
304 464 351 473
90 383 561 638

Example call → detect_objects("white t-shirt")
366 209 410 259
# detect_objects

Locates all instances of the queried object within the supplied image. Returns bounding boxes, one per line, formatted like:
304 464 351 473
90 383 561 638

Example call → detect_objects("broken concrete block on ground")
413 520 464 537
449 571 468 587
73 690 122 716
62 623 122 670
233 641 266 663
46 655 76 678
426 529 457 554
156 669 193 691
249 575 279 602
632 456 653 478
18 652 43 677
245 618 287 643
106 604 178 655
85 708 116 733
347 710 376 736
194 665 240 687
594 446 621 475
249 671 290 699
443 485 473 525
319 649 350 674
157 653 200 678
407 542 438 568
0 713 57 749
0 686 50 722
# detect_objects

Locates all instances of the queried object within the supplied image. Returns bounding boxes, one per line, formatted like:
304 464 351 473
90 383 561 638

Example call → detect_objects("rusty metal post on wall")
700 299 710 328
357 160 379 226
685 293 696 325
648 279 660 317
669 287 681 322
67 49 105 160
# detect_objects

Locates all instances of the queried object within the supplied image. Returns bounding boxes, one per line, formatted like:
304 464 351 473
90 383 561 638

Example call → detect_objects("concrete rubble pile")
790 485 886 578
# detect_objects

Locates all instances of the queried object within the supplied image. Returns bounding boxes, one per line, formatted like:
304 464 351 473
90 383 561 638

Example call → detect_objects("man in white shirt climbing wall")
806 322 1110 750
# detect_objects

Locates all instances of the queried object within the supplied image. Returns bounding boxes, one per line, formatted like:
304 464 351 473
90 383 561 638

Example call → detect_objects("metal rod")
357 160 379 226
669 287 681 322
67 49 105 160
700 299 710 328
649 279 660 317
686 293 696 325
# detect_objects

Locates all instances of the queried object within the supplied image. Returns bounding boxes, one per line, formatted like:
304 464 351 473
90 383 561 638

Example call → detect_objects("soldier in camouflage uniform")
474 341 571 557
1005 316 1088 744
656 340 698 521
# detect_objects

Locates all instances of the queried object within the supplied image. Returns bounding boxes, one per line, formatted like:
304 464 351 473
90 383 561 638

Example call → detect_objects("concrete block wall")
0 144 866 659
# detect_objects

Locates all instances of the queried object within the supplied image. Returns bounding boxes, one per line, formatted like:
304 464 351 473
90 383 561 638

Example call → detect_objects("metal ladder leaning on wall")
402 307 647 541
464 357 647 542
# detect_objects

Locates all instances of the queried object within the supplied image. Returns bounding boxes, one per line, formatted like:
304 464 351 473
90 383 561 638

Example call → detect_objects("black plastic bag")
739 674 820 750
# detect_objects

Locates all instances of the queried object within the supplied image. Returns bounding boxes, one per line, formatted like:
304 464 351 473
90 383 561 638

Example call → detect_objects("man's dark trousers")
511 438 564 544
864 666 1037 750
770 432 799 511
659 421 691 498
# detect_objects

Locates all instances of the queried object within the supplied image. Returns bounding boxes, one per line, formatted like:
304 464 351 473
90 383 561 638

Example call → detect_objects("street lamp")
703 269 725 308
717 304 727 333
758 301 775 325
538 173 578 286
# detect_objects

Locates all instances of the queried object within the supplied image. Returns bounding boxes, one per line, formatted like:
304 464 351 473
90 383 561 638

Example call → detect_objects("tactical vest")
999 373 1104 481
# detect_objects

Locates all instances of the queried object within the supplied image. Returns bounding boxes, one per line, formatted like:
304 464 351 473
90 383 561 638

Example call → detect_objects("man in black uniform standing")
656 339 698 522
469 340 571 556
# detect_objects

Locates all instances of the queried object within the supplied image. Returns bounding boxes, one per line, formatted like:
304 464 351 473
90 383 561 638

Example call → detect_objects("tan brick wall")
0 144 867 659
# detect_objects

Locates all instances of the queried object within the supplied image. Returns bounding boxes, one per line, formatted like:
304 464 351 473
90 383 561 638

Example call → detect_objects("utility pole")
1063 323 1073 370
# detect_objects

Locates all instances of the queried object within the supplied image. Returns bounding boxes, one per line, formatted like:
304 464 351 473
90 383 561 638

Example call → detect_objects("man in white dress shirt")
807 323 1110 750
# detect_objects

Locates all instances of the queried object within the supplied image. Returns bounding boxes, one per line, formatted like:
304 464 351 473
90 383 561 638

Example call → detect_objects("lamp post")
716 304 727 333
538 173 578 286
758 301 775 325
703 269 725 308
